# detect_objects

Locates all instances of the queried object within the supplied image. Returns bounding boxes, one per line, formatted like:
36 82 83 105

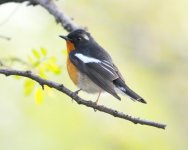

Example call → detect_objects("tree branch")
0 0 26 4
0 0 80 32
0 68 166 129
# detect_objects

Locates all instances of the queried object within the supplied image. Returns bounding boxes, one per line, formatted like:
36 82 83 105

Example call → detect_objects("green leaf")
34 88 44 105
45 60 61 74
24 79 35 95
32 49 40 60
33 61 40 67
49 57 57 62
28 56 35 65
40 47 47 57
38 69 47 79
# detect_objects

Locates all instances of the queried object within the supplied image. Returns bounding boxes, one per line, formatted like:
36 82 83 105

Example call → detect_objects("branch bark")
0 68 166 129
0 0 26 4
0 0 80 32
0 0 167 129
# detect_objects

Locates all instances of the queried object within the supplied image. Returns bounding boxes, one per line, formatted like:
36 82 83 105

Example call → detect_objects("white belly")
77 72 102 93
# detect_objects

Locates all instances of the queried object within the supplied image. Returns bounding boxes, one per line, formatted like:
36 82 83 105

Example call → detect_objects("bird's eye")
77 37 82 41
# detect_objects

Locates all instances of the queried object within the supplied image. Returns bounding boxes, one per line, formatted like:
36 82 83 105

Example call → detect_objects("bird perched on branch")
60 29 146 104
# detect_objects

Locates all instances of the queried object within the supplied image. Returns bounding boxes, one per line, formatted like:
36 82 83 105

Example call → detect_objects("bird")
60 29 147 104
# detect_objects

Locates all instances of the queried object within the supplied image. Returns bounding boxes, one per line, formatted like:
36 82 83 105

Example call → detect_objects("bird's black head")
60 29 93 47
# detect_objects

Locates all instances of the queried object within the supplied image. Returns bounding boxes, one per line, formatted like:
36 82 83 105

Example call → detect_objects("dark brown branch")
0 68 166 129
0 0 80 32
33 0 81 32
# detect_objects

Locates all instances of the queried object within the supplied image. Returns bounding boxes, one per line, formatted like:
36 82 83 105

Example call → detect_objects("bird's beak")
59 35 70 41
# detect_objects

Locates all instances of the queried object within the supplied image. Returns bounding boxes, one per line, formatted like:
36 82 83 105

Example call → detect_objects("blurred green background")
0 0 188 150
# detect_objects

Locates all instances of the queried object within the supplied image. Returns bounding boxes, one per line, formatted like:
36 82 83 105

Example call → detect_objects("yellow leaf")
53 66 62 74
45 57 62 74
33 61 40 67
34 88 44 105
40 47 47 56
28 56 35 65
37 65 46 73
38 70 47 79
24 79 35 95
32 49 40 60
48 62 61 74
49 57 57 63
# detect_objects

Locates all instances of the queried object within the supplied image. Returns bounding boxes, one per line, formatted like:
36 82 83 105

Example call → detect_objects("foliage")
17 48 63 104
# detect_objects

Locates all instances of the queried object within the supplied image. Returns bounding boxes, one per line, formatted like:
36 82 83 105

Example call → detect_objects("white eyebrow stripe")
82 34 90 40
75 53 101 63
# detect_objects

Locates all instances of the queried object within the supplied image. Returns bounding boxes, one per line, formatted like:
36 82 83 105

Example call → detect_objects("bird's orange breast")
66 40 78 85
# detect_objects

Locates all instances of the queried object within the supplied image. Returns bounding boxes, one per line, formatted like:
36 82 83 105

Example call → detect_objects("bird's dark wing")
69 51 121 100
112 63 147 103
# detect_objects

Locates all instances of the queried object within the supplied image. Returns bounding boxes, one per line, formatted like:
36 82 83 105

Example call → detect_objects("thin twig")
33 0 81 31
0 35 11 40
0 4 20 27
0 68 166 129
4 57 30 66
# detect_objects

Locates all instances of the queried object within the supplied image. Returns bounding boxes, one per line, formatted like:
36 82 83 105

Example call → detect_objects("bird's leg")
93 91 101 112
95 91 101 105
71 89 82 102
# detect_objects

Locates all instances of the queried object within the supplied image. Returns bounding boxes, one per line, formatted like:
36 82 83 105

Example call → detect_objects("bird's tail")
113 79 147 104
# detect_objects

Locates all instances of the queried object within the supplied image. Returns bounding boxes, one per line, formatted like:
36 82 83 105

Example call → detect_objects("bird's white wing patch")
75 53 116 76
75 53 101 63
